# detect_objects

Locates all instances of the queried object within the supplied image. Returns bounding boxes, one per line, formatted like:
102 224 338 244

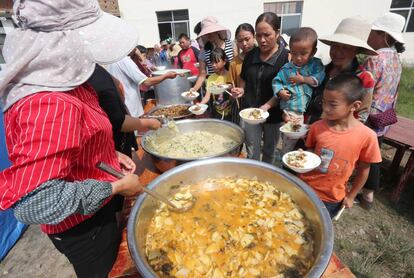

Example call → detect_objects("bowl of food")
209 84 231 95
181 91 199 101
282 149 321 173
188 103 208 115
147 104 192 120
155 66 167 71
239 108 269 125
141 119 244 172
280 123 309 139
127 157 333 278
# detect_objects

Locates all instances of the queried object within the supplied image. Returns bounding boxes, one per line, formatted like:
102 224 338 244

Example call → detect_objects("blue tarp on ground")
0 109 27 261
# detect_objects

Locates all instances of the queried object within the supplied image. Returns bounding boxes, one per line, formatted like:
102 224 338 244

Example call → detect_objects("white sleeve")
121 57 148 85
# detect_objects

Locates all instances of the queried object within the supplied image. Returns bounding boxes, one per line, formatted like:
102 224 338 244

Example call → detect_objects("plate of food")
209 84 231 95
280 122 309 139
239 108 269 125
282 149 321 173
181 91 199 101
189 103 208 115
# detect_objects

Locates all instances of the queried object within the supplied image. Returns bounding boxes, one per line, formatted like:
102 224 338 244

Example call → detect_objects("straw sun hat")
196 16 231 47
319 16 377 55
372 12 405 44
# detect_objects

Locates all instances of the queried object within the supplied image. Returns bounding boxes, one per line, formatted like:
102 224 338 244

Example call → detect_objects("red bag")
368 108 398 129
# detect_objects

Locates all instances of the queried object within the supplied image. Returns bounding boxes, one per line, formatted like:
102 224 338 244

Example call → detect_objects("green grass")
396 67 414 119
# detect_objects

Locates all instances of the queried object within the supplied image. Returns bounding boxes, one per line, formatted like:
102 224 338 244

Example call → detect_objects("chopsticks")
333 205 346 221
225 89 240 110
231 80 240 110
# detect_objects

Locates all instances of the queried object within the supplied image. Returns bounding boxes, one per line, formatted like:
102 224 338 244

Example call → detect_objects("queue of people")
0 0 407 275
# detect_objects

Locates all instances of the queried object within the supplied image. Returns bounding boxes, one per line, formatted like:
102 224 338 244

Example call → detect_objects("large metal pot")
152 69 194 106
141 119 244 172
127 158 334 278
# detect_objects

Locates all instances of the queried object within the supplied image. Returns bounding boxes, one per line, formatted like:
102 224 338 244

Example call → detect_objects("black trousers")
363 136 384 192
48 198 121 278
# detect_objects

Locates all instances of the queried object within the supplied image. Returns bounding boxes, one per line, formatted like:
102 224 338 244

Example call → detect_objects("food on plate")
192 104 201 111
184 91 197 97
241 108 263 120
151 105 190 118
145 177 315 277
282 122 302 132
146 131 237 158
286 149 307 168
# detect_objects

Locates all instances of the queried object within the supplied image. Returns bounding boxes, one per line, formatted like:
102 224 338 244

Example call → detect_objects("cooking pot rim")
140 118 245 161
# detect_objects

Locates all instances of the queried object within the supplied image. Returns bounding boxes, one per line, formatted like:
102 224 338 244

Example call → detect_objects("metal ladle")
96 162 194 212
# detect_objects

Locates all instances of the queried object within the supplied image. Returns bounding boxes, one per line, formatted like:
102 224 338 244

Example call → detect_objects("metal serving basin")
127 158 334 278
152 69 192 106
141 119 244 172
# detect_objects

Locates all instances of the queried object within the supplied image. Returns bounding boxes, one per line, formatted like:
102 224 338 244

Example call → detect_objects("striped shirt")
0 84 120 234
204 39 234 75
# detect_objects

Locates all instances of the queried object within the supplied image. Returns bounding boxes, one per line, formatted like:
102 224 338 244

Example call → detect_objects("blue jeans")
323 201 342 219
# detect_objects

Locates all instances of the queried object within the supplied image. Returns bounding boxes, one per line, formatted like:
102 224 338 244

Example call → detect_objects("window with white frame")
264 1 303 36
390 0 414 32
156 9 190 42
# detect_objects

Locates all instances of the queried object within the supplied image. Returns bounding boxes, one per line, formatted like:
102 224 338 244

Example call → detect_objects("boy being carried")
299 73 382 218
265 27 325 153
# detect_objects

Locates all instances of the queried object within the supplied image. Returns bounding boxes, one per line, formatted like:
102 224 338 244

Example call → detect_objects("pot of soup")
141 119 244 172
152 69 193 106
127 158 334 278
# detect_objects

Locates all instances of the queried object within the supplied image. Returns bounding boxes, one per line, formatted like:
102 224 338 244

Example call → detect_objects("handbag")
368 83 400 129
368 108 398 129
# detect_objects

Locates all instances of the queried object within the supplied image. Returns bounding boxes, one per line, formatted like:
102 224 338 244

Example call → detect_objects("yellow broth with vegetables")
145 177 315 277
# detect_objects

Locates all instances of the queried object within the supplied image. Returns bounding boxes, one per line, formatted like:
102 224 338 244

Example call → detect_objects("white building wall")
118 0 414 64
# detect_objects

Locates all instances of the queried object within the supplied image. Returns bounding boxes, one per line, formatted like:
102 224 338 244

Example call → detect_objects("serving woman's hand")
116 151 136 174
111 174 143 197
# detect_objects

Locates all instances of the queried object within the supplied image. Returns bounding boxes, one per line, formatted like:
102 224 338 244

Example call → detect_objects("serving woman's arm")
190 60 207 92
13 175 141 225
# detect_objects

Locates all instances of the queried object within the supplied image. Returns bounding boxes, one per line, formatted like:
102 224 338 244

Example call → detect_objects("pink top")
364 47 402 136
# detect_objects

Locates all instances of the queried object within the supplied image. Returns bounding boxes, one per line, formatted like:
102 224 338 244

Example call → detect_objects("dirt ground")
0 146 413 278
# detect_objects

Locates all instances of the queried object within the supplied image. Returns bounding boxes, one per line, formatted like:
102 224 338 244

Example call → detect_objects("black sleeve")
240 50 253 82
177 50 184 69
192 47 200 62
88 65 126 133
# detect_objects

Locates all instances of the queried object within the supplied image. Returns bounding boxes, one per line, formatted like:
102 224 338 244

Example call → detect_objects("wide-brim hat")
319 16 377 56
371 12 405 44
196 16 231 47
0 0 139 111
169 43 182 57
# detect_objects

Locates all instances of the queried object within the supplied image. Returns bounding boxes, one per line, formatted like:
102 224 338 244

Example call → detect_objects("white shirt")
107 57 148 117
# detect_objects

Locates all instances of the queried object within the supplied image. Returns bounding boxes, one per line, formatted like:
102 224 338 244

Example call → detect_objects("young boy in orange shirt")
300 73 382 218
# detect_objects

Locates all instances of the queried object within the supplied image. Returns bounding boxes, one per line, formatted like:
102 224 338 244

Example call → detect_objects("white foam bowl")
155 66 166 71
181 91 199 101
209 84 231 95
280 124 310 139
282 151 321 173
189 104 208 115
239 108 269 125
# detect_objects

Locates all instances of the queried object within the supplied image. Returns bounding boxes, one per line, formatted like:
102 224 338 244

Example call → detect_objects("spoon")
96 162 194 212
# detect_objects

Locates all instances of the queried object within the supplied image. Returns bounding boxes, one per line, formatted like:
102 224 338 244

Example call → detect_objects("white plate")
239 108 269 125
189 104 208 115
282 151 321 173
181 91 199 101
280 123 309 139
209 84 231 95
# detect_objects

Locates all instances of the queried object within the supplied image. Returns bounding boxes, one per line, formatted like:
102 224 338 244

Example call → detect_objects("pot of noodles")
141 119 244 172
127 158 333 278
